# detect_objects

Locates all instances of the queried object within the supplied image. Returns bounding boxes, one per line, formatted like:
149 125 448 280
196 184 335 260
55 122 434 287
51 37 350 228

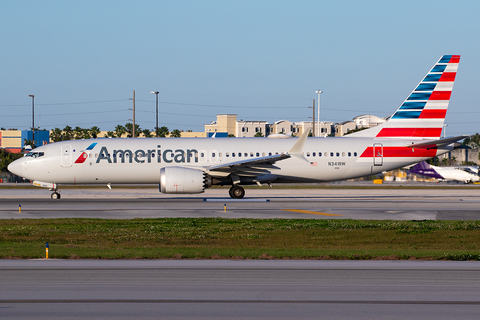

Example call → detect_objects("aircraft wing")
205 153 290 177
407 135 469 150
204 129 309 178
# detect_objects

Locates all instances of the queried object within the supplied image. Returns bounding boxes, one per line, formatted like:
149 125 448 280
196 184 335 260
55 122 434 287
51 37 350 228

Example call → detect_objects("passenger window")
256 152 259 157
232 153 235 157
348 152 351 157
269 152 272 156
342 152 345 157
250 152 254 157
313 152 316 157
324 152 328 157
330 152 334 157
336 152 340 157
244 153 248 157
226 153 229 157
319 153 322 157
354 152 357 157
262 152 265 157
307 152 310 157
219 153 222 157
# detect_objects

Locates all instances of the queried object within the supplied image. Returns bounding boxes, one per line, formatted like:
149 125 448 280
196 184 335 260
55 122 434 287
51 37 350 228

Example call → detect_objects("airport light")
151 91 159 137
315 90 323 137
28 95 35 146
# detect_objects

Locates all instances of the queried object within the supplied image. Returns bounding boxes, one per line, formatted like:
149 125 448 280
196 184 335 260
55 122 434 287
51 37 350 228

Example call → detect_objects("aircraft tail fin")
348 55 460 139
409 161 444 179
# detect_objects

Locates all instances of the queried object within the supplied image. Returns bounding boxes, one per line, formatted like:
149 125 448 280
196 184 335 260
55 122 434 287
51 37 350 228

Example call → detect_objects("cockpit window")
24 152 44 158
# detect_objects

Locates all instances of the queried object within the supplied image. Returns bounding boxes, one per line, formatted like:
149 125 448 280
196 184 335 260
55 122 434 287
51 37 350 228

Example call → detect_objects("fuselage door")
373 143 383 166
61 145 73 167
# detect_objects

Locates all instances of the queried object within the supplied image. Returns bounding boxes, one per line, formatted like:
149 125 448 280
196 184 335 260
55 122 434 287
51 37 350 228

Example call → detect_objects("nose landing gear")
51 192 61 199
49 187 61 200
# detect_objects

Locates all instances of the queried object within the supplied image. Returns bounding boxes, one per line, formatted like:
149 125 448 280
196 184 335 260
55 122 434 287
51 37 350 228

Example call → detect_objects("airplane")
8 55 467 199
409 161 480 183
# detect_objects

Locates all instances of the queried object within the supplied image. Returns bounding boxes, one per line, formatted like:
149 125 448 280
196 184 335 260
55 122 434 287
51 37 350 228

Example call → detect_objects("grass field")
1 218 480 260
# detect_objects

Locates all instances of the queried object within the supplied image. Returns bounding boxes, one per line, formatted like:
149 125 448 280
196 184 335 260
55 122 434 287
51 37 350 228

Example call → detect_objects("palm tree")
142 129 153 138
157 126 169 137
63 125 73 140
170 129 181 137
125 123 141 138
73 126 83 140
114 125 126 138
90 126 101 139
50 128 63 142
23 139 35 151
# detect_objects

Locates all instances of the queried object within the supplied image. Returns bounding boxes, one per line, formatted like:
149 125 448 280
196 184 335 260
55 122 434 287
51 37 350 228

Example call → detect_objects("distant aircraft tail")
349 55 460 139
409 161 444 179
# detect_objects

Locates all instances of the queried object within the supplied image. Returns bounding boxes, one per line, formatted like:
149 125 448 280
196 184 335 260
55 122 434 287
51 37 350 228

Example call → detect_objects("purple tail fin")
409 161 444 179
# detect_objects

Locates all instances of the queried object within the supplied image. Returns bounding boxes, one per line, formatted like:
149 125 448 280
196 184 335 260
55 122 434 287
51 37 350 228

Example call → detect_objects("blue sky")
1 0 479 136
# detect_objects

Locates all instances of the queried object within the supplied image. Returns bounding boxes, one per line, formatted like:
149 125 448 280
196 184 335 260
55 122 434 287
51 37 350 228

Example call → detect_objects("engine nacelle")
159 167 208 194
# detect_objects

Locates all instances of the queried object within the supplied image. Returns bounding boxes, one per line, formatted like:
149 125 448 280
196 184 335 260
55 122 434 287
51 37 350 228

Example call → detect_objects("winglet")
288 129 309 155
285 130 310 163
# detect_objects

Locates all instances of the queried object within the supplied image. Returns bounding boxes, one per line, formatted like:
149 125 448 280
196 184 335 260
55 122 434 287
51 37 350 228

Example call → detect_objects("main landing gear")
229 185 245 199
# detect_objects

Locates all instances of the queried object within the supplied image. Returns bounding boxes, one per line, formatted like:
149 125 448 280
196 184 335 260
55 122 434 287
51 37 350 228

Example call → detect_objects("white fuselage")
9 136 451 186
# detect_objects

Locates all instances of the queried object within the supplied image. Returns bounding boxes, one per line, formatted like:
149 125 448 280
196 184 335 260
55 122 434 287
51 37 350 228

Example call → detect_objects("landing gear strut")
229 185 245 199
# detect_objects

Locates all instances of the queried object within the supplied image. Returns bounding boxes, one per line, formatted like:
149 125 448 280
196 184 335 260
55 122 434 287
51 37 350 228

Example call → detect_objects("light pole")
151 91 159 137
28 95 35 146
443 124 448 138
315 90 323 137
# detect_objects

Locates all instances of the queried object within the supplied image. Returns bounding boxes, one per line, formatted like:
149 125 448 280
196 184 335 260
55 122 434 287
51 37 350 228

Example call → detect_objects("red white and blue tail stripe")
350 55 460 139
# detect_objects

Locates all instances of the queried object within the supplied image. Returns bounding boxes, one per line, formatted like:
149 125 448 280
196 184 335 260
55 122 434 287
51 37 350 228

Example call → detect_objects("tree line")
49 123 182 142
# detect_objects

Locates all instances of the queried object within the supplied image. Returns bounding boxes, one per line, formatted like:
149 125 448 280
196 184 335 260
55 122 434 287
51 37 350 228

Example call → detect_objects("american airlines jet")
8 55 466 199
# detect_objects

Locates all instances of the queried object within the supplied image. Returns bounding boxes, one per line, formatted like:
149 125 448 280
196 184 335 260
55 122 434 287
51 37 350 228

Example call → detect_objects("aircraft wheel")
229 185 245 199
51 192 61 200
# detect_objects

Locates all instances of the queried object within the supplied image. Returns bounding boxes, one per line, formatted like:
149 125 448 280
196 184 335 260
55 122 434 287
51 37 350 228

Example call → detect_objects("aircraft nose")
7 159 22 176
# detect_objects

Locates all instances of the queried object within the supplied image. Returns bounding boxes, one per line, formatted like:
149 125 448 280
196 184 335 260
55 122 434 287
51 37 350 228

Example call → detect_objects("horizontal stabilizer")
407 135 468 149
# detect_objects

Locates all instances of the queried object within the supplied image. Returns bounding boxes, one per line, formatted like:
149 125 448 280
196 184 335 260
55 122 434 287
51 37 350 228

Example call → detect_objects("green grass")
1 218 480 260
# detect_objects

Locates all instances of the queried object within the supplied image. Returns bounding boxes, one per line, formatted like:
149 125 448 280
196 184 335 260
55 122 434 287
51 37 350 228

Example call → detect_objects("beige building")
270 120 293 135
334 121 357 137
205 114 237 136
0 130 22 152
205 115 336 137
235 120 269 137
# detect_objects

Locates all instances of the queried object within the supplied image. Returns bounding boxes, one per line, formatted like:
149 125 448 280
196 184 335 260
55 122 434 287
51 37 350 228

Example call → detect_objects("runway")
1 260 480 319
2 187 480 319
1 186 480 220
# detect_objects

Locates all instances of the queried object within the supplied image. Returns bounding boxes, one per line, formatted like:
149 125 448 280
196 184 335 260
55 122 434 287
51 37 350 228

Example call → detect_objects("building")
0 130 50 153
334 121 357 137
352 114 386 128
235 120 269 137
205 114 237 136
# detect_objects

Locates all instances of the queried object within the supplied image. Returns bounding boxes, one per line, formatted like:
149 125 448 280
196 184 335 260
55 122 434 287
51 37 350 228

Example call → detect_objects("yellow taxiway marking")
283 209 343 216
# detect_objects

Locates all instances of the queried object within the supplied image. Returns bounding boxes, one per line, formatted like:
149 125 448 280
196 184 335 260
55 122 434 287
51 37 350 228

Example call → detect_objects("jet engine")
159 167 210 194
